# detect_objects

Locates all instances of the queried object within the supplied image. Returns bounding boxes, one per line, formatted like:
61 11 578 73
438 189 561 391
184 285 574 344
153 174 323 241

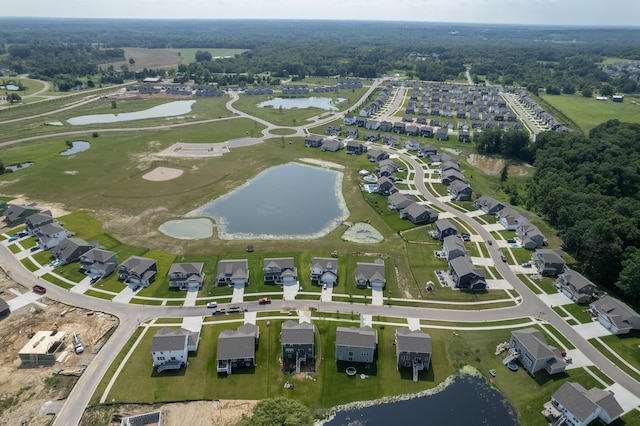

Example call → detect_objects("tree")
111 101 117 109
195 50 212 62
129 58 135 65
616 249 640 301
600 83 614 97
242 397 312 426
581 87 593 98
500 160 510 184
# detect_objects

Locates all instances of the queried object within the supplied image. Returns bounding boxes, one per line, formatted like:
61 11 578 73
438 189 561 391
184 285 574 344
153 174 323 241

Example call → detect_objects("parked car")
72 333 84 354
323 283 328 290
521 262 532 268
258 298 271 304
32 285 46 294
501 255 507 262
206 301 218 308
228 306 241 313
132 285 141 291
487 240 493 246
8 236 18 242
214 308 226 315
30 246 40 252
90 276 100 285
17 231 28 238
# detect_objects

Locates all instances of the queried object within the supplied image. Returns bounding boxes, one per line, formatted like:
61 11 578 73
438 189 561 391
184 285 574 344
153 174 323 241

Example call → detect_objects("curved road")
0 79 638 425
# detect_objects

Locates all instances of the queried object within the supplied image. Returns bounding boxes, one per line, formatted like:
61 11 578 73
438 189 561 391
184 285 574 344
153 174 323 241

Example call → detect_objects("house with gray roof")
432 218 458 240
51 238 96 265
304 134 324 148
321 138 343 152
25 210 54 235
79 248 118 278
442 235 468 262
376 176 397 195
546 382 623 426
168 262 205 290
497 207 527 231
441 169 468 186
590 295 640 335
400 203 438 224
449 256 486 290
366 120 380 130
395 328 432 382
3 204 40 227
263 257 297 284
436 128 449 141
474 196 506 215
151 327 199 372
310 257 338 286
449 180 473 201
355 259 386 289
346 140 366 155
532 250 565 276
0 297 10 319
367 149 388 162
118 256 157 287
281 320 315 373
509 328 566 375
516 223 545 250
335 326 377 364
216 259 249 287
555 269 596 304
388 192 414 210
216 323 259 374
35 222 68 250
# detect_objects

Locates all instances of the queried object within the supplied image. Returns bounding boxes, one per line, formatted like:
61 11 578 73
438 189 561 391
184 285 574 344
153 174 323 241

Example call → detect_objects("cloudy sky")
3 0 639 26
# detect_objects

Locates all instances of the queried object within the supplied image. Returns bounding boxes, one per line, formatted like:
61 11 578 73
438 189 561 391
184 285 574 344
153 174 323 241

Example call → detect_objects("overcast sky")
3 0 640 27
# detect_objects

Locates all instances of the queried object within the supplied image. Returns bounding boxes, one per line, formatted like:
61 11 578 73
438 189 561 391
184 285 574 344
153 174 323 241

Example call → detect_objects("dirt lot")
0 268 119 426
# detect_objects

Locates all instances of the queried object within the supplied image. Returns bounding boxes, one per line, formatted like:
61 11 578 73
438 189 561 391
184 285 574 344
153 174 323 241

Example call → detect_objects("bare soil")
99 48 182 72
0 268 119 426
141 167 184 182
467 154 531 177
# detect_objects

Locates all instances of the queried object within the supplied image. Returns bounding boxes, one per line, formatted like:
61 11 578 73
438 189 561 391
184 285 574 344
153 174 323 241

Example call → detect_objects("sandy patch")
64 170 78 175
142 167 183 181
3 196 70 218
299 158 345 170
467 154 530 177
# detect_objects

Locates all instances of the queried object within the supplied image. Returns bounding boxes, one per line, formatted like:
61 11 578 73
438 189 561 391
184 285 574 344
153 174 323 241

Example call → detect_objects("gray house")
304 135 324 148
400 202 438 224
508 328 566 375
335 326 377 364
442 235 468 261
388 192 414 210
395 328 432 382
118 256 158 287
168 262 205 290
310 257 338 286
532 250 565 276
346 140 367 155
281 320 315 373
516 223 545 250
3 204 40 227
546 382 623 426
367 149 388 162
321 139 344 152
51 238 96 265
449 180 473 201
217 259 249 287
449 256 487 290
216 323 259 374
432 218 458 240
355 260 386 289
590 295 640 335
79 248 118 278
555 269 596 304
263 257 297 284
25 210 54 236
35 222 68 250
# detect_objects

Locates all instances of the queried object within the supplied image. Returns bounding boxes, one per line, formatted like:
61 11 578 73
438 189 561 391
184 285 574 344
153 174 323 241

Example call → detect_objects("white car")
323 284 328 290
206 302 218 308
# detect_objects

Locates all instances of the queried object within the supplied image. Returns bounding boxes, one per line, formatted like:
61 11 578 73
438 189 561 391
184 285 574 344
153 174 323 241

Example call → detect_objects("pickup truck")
258 298 272 304
32 285 46 294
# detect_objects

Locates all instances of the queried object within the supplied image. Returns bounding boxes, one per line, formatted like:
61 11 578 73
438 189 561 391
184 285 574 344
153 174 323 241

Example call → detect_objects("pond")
60 141 90 156
0 84 20 91
67 100 196 125
5 162 34 172
183 162 349 240
326 373 518 426
158 218 213 240
257 97 345 111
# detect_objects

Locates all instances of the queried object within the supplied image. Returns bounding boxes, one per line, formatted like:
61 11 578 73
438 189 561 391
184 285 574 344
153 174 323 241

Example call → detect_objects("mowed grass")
169 48 249 64
540 93 640 133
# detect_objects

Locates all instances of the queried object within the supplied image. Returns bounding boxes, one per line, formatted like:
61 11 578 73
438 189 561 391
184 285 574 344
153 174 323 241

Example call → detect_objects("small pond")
158 218 213 240
61 141 90 156
182 162 349 240
0 84 20 91
326 373 518 426
257 97 345 111
5 162 34 172
67 100 196 125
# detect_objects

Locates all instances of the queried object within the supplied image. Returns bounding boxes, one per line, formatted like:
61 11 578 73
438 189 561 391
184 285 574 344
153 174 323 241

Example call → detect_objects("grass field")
540 93 640 133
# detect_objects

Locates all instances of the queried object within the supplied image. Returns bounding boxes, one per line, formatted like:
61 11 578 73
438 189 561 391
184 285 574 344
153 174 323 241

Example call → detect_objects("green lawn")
560 303 593 324
41 274 75 289
83 289 116 301
589 338 640 382
598 330 640 373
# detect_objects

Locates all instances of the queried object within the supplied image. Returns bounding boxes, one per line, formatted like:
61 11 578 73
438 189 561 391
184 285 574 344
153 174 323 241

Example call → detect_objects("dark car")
90 276 101 285
32 285 46 294
30 246 40 252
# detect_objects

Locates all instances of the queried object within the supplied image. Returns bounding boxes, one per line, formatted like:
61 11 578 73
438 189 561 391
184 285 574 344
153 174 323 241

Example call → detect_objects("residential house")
379 121 393 132
442 235 468 261
449 256 487 290
496 207 527 231
216 259 249 287
474 196 506 215
449 181 473 201
590 296 640 335
555 269 596 304
419 144 437 157
532 250 565 276
304 135 324 148
326 125 342 136
263 257 297 284
545 382 623 426
419 126 434 138
440 169 468 186
405 125 419 136
432 218 459 240
343 114 356 126
216 323 259 374
3 204 40 227
0 297 9 319
168 262 205 290
345 128 359 139
0 200 6 216
436 128 449 141
79 248 118 278
376 176 397 195
366 120 381 130
310 257 338 286
346 140 367 155
377 159 399 176
355 117 367 127
364 132 381 141
281 320 315 372
458 130 471 142
51 238 96 265
335 326 377 363
509 328 566 375
24 211 54 235
355 259 386 289
388 192 414 210
118 256 158 287
321 139 344 152
395 328 432 382
400 203 438 224
367 150 389 162
516 223 545 249
382 134 399 146
35 222 68 249
151 327 199 372
403 139 420 151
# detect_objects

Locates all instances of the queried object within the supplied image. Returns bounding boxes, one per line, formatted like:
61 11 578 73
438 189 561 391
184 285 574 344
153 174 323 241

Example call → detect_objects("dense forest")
0 19 639 94
529 121 640 301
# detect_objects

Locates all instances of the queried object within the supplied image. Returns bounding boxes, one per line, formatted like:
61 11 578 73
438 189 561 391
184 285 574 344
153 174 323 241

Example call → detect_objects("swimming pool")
363 174 377 183
363 184 378 193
